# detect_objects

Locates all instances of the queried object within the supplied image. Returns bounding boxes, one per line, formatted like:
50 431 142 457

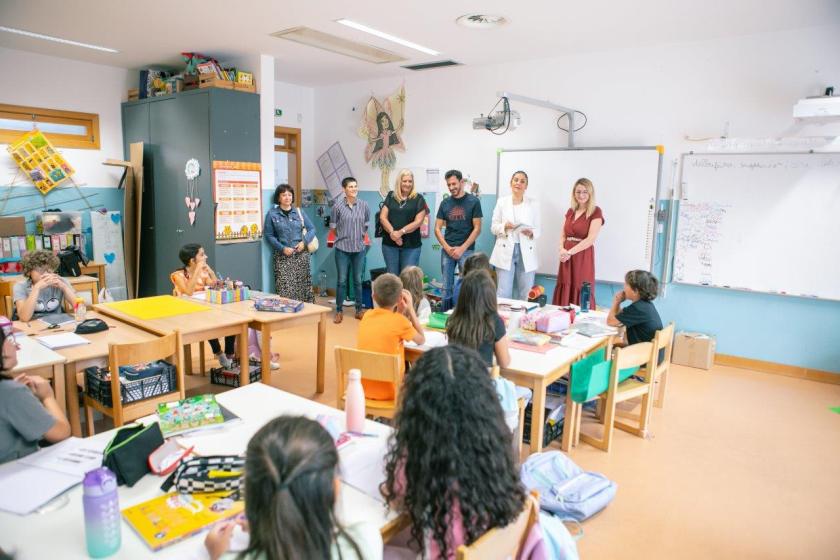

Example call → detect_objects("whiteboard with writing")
496 147 660 283
673 152 840 300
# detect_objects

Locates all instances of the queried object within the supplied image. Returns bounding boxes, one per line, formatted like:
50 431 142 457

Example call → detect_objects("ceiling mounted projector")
472 110 520 131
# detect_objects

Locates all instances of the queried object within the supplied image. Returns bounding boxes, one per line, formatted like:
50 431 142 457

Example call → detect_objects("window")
0 103 100 149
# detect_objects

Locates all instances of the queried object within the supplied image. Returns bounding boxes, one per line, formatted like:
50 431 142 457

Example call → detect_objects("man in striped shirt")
330 177 370 323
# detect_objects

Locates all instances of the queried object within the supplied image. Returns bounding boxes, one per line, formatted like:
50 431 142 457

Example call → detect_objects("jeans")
335 248 365 313
208 336 236 355
441 249 474 311
382 244 422 275
496 243 536 301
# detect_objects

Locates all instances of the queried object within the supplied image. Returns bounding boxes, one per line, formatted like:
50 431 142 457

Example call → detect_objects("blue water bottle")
83 467 121 557
580 281 591 313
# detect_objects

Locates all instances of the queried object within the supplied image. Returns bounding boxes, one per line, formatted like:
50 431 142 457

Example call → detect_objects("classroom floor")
168 300 839 559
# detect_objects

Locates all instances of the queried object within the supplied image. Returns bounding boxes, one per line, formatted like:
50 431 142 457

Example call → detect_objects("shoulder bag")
296 208 319 253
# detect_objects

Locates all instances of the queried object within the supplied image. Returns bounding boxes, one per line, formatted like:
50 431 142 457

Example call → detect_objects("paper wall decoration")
212 161 262 241
184 158 201 226
358 84 406 197
90 210 127 301
6 130 75 194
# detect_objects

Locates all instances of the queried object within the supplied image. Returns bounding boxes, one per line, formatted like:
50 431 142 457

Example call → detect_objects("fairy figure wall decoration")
358 84 406 197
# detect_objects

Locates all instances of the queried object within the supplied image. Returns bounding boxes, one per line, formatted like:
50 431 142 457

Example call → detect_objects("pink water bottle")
345 369 366 433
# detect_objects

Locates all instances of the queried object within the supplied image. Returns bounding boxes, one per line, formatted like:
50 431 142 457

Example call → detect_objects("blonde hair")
570 178 597 218
400 266 424 314
392 169 417 203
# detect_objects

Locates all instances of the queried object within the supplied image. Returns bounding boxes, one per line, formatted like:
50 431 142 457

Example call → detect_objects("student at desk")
0 323 71 464
607 270 663 348
14 250 77 322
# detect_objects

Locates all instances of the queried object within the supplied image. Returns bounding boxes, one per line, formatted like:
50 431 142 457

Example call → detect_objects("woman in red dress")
553 178 604 307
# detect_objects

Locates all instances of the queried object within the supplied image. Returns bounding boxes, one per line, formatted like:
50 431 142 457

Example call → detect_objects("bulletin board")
212 161 262 242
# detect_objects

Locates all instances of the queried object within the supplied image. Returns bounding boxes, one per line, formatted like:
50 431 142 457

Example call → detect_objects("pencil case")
160 455 245 494
102 422 165 487
428 312 449 330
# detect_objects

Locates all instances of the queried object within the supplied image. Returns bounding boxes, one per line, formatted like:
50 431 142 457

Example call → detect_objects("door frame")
274 126 302 202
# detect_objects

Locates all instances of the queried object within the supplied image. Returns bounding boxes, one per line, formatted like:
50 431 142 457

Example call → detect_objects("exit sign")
274 109 283 117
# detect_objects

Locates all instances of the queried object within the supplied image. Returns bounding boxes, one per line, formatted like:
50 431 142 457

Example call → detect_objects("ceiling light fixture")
271 27 406 64
455 14 509 29
0 26 118 53
335 19 439 56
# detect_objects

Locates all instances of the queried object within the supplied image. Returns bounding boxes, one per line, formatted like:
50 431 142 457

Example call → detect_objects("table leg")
52 364 66 416
91 284 99 304
65 363 82 437
316 313 326 393
261 324 271 382
561 385 576 452
184 344 193 376
239 324 249 386
529 379 547 454
198 343 206 375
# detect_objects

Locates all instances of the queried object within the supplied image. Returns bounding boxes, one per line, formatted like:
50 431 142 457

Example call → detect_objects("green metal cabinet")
121 89 261 297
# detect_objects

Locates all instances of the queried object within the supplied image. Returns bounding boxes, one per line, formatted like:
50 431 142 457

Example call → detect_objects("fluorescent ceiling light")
271 27 406 64
0 26 118 53
335 19 439 56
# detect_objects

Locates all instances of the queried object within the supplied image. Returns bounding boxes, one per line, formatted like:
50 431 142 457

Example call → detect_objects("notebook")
36 332 91 349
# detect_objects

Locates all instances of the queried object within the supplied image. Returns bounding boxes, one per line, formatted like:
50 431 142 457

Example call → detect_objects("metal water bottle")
580 281 591 313
82 467 121 558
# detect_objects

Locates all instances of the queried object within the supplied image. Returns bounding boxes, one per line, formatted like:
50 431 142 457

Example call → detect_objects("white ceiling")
1 0 838 86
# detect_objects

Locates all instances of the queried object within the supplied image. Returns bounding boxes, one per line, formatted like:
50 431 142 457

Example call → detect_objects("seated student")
399 266 431 324
0 323 71 464
357 273 425 400
171 243 235 369
14 250 78 322
447 270 510 369
607 270 664 347
204 416 382 560
451 252 494 306
381 346 528 559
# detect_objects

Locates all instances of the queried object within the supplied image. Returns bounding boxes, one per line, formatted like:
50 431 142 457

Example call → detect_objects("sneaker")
216 352 233 369
270 361 280 370
249 353 280 371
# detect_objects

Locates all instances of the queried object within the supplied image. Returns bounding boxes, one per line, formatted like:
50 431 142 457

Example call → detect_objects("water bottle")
74 297 87 322
318 270 328 297
83 467 121 558
345 369 365 434
580 282 591 313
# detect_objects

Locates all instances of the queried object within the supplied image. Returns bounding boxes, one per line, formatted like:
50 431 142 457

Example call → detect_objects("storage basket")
85 360 177 407
522 404 565 447
210 359 262 388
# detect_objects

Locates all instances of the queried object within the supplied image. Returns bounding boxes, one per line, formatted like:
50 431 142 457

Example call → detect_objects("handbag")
374 192 391 238
296 208 318 253
57 245 88 277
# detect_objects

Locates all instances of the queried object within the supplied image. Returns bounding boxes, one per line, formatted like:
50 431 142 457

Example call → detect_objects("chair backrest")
456 491 541 560
169 272 182 296
651 323 675 375
613 342 654 373
334 346 402 404
110 331 180 368
3 295 14 320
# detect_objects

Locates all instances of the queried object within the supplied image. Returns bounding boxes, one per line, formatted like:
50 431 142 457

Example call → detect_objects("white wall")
311 24 840 194
274 80 314 189
0 47 129 187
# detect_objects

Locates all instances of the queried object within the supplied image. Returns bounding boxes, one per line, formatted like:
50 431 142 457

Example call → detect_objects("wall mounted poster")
90 210 127 301
212 161 262 242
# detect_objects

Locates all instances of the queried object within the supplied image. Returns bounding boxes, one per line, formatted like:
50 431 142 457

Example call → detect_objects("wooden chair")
335 346 403 419
573 342 654 452
3 295 13 319
456 490 541 560
649 323 675 408
82 332 184 435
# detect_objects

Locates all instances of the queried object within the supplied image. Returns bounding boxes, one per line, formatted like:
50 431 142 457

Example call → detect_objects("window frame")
0 103 100 149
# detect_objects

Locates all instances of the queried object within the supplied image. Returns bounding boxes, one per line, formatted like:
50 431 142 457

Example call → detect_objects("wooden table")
0 274 100 317
195 298 330 393
14 312 162 437
9 335 67 415
80 261 106 291
0 382 403 559
94 300 251 385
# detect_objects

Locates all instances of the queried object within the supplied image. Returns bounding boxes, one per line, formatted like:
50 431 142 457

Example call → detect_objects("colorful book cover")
157 394 225 437
122 491 243 551
41 235 50 250
17 237 27 254
0 238 6 259
51 234 60 251
10 238 20 258
25 235 36 252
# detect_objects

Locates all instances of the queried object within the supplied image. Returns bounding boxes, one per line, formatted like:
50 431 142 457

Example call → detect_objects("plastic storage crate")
522 404 565 447
210 360 262 388
85 361 177 407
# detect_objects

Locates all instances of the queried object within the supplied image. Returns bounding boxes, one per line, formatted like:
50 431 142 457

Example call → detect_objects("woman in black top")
379 169 428 275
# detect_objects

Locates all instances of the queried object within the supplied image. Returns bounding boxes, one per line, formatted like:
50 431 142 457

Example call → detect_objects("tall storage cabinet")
121 88 262 296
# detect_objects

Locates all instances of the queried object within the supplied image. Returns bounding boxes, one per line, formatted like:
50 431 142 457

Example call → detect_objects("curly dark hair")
20 250 59 278
625 269 659 301
381 346 526 557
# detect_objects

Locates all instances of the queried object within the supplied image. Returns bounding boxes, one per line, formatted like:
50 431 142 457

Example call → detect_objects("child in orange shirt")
357 273 425 400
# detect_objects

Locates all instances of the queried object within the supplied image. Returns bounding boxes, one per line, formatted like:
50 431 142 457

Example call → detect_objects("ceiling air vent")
270 27 406 64
402 60 461 71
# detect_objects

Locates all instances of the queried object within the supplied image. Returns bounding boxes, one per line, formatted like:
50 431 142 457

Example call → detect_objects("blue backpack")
520 451 617 522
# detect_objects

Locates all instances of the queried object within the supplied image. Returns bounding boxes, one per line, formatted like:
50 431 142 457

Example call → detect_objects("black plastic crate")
522 404 565 447
210 360 262 388
85 361 177 407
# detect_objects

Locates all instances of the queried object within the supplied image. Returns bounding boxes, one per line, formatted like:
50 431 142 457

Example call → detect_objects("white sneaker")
270 361 280 370
216 353 233 369
250 353 280 371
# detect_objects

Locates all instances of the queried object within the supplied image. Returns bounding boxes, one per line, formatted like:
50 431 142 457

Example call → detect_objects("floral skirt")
273 250 314 303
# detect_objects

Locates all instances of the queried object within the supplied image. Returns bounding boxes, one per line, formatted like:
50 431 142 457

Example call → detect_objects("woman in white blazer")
490 170 541 300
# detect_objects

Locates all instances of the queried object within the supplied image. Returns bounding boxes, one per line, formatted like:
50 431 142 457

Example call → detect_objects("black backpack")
57 245 88 277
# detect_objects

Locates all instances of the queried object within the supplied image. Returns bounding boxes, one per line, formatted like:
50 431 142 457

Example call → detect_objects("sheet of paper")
406 330 447 349
0 463 80 515
36 332 91 350
189 291 207 301
339 436 388 503
20 436 106 477
38 313 75 327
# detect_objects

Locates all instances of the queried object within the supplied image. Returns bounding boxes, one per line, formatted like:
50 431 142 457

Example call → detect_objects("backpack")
57 245 87 277
520 451 617 522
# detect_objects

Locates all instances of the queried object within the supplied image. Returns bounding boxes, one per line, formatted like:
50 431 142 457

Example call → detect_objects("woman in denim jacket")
263 183 317 302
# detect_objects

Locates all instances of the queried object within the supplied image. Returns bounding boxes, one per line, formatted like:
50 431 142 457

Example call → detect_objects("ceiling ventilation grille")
402 60 461 71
